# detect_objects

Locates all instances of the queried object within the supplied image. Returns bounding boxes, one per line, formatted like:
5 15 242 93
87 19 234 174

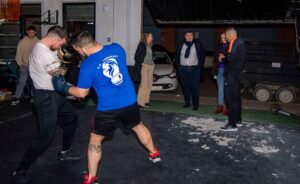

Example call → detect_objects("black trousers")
224 72 244 126
179 66 201 108
19 90 78 170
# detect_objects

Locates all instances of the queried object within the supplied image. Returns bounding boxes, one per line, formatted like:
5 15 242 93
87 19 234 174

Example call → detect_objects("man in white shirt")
11 26 79 184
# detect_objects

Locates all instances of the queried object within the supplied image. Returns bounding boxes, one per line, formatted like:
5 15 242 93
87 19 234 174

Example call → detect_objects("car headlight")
168 72 176 78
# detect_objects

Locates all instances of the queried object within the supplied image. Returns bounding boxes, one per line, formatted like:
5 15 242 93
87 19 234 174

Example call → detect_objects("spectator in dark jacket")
219 27 246 131
134 32 155 107
212 33 228 114
175 31 205 110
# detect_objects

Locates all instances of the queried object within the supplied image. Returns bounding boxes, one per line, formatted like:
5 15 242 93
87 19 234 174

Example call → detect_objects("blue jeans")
216 68 224 105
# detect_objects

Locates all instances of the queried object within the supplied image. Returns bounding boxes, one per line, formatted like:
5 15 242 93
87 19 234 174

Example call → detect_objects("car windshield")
153 53 171 64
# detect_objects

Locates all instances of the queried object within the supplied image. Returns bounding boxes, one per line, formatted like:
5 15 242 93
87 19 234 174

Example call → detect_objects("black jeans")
19 90 78 170
224 72 244 126
179 66 201 108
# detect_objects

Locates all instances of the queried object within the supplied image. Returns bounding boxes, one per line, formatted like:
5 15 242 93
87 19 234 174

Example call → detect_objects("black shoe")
183 104 191 108
57 149 82 161
11 169 28 184
221 124 238 132
193 106 199 111
144 103 151 107
236 121 242 127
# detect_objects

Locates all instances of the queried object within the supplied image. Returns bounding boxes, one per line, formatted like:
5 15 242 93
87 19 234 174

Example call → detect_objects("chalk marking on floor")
201 144 210 150
188 138 199 143
1 112 33 124
272 173 279 178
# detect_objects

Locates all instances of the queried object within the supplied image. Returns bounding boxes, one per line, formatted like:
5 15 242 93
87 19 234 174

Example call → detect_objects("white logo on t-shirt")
102 57 123 85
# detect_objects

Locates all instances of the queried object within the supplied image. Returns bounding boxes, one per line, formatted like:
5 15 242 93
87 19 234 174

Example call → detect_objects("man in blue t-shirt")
52 31 161 184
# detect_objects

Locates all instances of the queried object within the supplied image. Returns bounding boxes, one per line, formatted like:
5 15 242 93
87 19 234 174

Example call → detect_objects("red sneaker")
84 173 98 184
214 105 224 114
149 147 161 163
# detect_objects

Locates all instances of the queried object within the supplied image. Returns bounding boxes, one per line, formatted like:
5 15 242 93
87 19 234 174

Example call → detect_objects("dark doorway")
20 3 42 38
63 3 95 38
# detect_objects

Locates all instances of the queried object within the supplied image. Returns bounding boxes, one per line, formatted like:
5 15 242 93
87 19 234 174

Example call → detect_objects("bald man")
219 27 246 131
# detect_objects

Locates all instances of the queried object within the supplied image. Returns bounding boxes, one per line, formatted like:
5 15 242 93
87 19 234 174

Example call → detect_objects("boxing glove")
52 75 70 96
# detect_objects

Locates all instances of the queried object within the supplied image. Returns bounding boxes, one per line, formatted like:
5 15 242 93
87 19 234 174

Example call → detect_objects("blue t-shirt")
77 43 136 111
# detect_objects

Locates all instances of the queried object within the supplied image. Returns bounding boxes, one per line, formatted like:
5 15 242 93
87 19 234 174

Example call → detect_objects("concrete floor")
0 100 300 184
0 71 299 183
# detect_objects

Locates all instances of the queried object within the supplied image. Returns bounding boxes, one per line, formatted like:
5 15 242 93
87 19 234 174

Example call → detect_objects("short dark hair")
72 31 95 48
46 26 67 39
185 30 194 35
27 25 36 31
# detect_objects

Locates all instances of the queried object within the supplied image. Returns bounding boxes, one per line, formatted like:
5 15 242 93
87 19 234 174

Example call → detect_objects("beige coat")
15 36 39 66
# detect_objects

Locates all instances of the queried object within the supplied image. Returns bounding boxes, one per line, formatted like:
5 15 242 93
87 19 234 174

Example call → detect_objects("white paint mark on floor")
277 136 286 144
188 132 202 135
188 138 199 143
252 144 279 154
290 153 296 158
181 117 226 132
272 173 279 178
245 122 255 127
201 144 210 150
181 117 237 147
250 127 270 134
210 135 235 146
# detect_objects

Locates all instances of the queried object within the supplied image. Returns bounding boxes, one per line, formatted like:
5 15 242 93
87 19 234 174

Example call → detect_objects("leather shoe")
183 104 191 108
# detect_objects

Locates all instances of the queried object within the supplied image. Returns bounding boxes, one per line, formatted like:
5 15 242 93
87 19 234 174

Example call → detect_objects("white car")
151 51 178 92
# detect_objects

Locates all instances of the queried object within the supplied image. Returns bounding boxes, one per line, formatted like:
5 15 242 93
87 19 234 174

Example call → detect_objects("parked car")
152 44 174 61
152 51 178 92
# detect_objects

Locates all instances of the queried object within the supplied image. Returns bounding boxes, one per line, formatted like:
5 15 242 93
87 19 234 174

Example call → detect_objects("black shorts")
91 103 141 136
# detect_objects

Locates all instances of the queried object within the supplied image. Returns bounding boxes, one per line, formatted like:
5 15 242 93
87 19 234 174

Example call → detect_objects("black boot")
11 169 28 184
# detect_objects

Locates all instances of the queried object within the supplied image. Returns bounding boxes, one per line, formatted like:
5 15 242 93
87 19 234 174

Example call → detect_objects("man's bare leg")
132 122 156 153
87 133 105 180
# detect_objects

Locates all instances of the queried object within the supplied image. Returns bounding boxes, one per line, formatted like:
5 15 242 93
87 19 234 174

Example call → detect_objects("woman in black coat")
134 32 155 107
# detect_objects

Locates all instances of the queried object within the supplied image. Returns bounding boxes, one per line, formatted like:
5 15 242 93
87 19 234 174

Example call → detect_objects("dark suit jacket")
175 39 205 69
133 42 148 83
225 37 246 74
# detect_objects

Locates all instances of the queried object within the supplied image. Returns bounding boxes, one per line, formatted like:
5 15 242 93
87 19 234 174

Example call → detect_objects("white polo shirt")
29 43 60 90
